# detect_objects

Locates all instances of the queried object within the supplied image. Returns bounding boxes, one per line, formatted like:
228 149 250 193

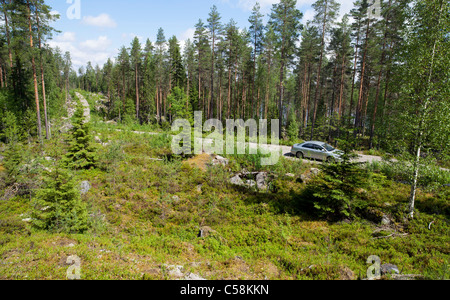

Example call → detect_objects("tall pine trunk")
135 63 140 121
2 0 13 68
35 3 50 139
27 0 42 140
311 0 328 141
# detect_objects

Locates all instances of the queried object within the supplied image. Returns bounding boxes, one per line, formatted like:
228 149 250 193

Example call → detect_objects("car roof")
303 141 326 145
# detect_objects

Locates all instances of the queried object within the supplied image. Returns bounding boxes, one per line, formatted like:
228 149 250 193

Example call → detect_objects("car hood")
331 150 344 156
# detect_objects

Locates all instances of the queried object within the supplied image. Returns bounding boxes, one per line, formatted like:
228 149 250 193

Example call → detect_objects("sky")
46 0 355 71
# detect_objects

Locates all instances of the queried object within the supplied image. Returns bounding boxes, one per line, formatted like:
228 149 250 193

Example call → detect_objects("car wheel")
296 152 304 159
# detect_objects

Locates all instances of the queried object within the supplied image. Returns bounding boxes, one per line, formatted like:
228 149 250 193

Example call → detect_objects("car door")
302 143 314 159
312 144 326 160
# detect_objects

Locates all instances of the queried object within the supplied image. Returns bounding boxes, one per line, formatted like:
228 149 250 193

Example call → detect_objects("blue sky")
46 0 354 70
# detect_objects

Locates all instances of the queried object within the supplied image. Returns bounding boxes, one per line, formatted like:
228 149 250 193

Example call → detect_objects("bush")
32 164 89 234
63 102 97 170
301 153 369 220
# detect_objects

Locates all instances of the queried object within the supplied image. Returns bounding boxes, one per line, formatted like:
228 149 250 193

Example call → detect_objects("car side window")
316 145 325 151
303 144 313 149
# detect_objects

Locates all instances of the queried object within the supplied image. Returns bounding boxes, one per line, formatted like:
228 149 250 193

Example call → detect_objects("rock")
381 264 400 276
390 274 424 280
256 172 268 191
105 120 117 126
285 173 296 178
94 136 103 143
211 155 229 166
230 175 245 186
172 195 180 203
246 180 257 187
310 168 320 176
196 184 203 193
164 265 184 278
183 272 206 280
198 226 216 238
381 214 392 225
79 181 91 195
339 267 356 280
22 218 32 223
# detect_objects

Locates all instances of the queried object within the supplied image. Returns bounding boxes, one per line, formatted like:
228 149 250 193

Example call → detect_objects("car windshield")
323 144 335 152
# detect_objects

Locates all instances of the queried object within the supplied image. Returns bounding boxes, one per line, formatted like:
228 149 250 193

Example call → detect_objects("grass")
0 92 448 280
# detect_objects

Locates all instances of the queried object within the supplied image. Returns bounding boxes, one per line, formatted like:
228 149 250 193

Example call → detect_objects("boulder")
211 155 229 166
164 265 184 278
184 272 206 280
105 120 117 126
198 226 216 238
79 181 91 195
256 172 269 191
381 264 400 276
230 175 245 186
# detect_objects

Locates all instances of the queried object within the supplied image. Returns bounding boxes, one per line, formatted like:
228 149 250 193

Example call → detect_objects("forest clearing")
0 0 448 282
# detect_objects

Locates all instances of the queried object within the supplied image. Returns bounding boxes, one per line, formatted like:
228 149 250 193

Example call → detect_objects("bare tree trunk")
264 52 272 120
35 3 50 139
2 0 13 68
0 62 3 88
311 0 328 141
156 86 160 123
349 21 361 128
355 17 371 138
27 0 42 140
135 63 140 120
210 34 215 119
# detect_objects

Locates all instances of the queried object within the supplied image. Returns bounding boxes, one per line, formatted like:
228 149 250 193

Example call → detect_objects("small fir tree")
303 146 368 220
63 102 97 170
32 164 88 233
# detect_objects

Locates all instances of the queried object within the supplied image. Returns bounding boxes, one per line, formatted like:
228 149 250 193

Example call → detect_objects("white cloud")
82 13 117 28
302 8 315 25
55 32 77 43
48 32 115 70
178 28 196 52
121 33 145 44
179 28 195 42
80 36 112 51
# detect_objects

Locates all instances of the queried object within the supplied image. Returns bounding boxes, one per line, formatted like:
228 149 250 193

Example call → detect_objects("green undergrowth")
0 92 448 280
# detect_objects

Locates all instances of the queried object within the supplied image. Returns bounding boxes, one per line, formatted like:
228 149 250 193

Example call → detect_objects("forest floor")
0 91 448 280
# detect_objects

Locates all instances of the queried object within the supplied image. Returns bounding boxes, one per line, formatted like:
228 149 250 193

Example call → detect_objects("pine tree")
168 36 186 90
310 0 341 140
248 2 264 118
32 163 88 234
269 0 303 137
130 37 142 121
207 5 222 119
